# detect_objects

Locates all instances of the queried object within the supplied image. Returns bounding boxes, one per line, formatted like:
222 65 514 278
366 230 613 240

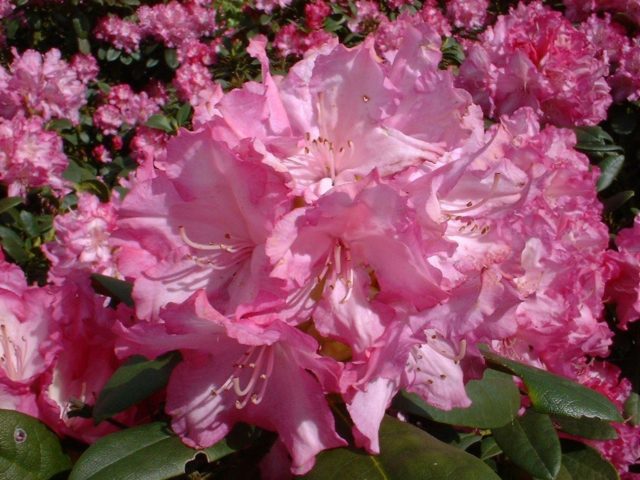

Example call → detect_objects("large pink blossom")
457 1 612 127
115 291 345 475
39 274 136 443
113 127 291 320
0 254 59 418
108 27 621 468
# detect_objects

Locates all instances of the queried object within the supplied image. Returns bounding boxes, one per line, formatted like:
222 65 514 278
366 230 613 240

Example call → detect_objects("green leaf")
575 126 617 150
176 103 192 127
554 415 618 440
440 37 465 67
77 179 110 202
63 160 97 183
609 104 637 135
0 226 28 263
393 368 520 428
480 345 623 422
451 432 482 451
561 440 620 480
47 118 74 132
78 37 91 55
145 114 174 133
603 190 635 213
596 154 624 192
68 422 244 480
164 48 179 69
19 211 38 238
90 274 134 307
624 392 640 426
106 47 121 62
0 197 23 215
302 415 501 480
479 437 502 461
0 409 71 480
493 410 561 480
93 352 182 423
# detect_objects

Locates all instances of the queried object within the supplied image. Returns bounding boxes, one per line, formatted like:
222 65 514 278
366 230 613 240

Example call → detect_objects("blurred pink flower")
0 114 68 196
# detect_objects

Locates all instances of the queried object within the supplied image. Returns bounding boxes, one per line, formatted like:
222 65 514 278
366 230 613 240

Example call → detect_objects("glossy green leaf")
597 154 625 191
176 103 192 127
480 346 622 422
164 48 179 69
609 104 637 135
624 392 640 426
69 422 244 480
0 197 23 215
493 410 561 480
77 180 110 202
554 415 618 440
0 226 28 263
574 126 620 151
479 437 502 461
145 114 174 133
561 440 619 480
106 47 121 62
0 409 71 480
302 415 501 480
93 352 182 423
451 432 482 451
603 190 635 213
394 368 520 428
90 274 134 307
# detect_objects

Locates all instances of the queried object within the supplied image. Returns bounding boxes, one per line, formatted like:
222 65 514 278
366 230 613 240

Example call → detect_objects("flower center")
211 346 275 409
179 226 254 271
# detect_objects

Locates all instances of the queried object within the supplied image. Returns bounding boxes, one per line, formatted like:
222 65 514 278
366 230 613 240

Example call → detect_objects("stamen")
179 226 236 252
441 173 502 215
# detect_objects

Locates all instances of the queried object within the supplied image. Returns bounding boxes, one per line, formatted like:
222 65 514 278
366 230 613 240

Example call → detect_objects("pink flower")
94 15 142 53
576 361 640 476
254 0 292 13
0 255 59 418
39 274 136 443
116 291 345 475
347 1 384 34
305 0 331 30
610 38 640 102
0 48 89 122
0 114 68 196
446 0 489 30
137 1 216 48
173 62 217 106
44 193 121 284
457 1 612 127
563 0 640 27
113 127 291 320
93 84 164 135
605 216 640 329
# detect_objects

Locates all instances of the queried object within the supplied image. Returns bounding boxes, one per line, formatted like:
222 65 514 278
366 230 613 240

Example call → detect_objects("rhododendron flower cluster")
108 29 634 474
457 1 612 127
2 0 640 478
0 115 68 196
